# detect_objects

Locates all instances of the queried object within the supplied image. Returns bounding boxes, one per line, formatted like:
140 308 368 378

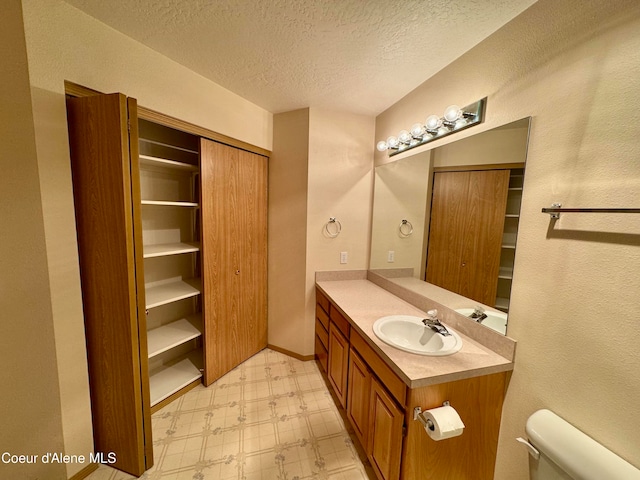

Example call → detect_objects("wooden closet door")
426 171 470 293
200 139 267 385
459 170 510 304
66 93 152 476
426 170 509 306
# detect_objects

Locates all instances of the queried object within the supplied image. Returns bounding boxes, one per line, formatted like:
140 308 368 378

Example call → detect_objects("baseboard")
267 344 314 362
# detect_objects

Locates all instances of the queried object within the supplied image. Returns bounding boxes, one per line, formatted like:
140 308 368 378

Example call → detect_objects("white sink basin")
373 315 463 356
456 308 507 335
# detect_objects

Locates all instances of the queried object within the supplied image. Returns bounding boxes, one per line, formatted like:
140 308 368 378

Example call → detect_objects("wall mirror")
369 117 531 335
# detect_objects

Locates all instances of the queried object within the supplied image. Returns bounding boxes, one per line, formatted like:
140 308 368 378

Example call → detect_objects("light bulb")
410 123 425 138
425 115 441 131
444 105 462 122
398 130 412 144
386 136 399 149
376 141 388 152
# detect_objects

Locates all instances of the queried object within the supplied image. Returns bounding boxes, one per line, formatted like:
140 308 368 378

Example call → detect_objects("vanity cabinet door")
368 377 403 480
347 348 371 448
327 322 349 408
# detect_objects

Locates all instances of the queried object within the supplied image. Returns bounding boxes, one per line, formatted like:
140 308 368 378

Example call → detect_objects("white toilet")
519 409 640 480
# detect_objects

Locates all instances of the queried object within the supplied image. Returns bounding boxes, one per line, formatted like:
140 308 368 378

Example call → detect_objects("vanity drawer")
316 304 329 330
351 329 407 407
329 305 350 339
315 318 328 349
316 288 330 314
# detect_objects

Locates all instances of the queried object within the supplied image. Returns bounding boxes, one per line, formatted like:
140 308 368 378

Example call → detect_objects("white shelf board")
145 278 201 309
498 267 514 279
143 242 200 258
139 154 198 171
149 357 202 406
139 137 199 155
495 297 510 310
141 200 199 207
147 315 203 358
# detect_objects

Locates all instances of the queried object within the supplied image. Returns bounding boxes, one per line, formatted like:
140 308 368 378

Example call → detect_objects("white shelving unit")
149 356 203 406
145 278 201 309
139 120 203 408
143 242 200 258
496 168 524 313
147 314 202 358
141 200 199 207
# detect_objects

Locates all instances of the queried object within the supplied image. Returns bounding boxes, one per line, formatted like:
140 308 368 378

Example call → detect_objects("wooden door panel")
426 171 469 292
459 170 510 305
200 140 267 385
347 348 371 449
368 378 403 480
66 93 150 476
327 323 349 408
237 149 268 358
426 169 510 306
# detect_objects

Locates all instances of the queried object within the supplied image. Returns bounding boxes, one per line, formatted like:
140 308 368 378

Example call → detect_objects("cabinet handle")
235 270 240 275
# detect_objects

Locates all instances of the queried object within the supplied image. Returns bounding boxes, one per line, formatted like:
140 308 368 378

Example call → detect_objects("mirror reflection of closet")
369 117 530 333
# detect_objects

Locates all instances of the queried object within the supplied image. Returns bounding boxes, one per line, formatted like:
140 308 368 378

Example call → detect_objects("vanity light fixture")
376 97 486 156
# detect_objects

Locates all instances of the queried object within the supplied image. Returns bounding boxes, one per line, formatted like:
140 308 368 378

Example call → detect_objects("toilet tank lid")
526 409 640 480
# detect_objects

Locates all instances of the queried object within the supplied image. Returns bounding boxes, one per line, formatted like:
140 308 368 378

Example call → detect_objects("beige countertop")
316 278 514 389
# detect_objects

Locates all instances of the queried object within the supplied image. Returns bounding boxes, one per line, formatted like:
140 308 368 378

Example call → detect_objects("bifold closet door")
66 93 153 476
200 139 268 385
426 169 509 306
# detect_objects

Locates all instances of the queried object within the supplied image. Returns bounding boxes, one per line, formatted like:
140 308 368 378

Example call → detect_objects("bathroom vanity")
315 271 516 480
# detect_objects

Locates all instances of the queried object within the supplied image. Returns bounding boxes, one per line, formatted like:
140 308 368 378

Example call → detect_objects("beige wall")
0 1 66 478
16 0 273 476
375 0 640 478
269 109 310 353
433 121 529 168
370 151 432 275
269 108 374 358
304 109 375 355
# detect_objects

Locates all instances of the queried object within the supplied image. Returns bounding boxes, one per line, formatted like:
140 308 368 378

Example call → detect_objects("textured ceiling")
63 0 538 115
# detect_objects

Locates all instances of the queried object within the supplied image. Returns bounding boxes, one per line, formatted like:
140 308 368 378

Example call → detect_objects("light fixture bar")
377 97 487 157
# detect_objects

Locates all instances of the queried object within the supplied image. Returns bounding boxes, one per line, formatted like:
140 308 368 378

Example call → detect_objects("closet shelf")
498 267 514 280
149 355 202 406
145 278 201 309
495 297 510 311
139 154 198 172
143 242 200 258
139 137 199 155
141 200 199 207
147 315 202 358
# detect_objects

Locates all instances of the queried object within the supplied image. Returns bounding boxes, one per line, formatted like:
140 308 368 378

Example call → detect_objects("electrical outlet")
388 250 395 263
340 251 348 264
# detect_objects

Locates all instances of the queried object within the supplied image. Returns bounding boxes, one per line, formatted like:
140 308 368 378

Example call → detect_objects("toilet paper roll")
423 405 465 441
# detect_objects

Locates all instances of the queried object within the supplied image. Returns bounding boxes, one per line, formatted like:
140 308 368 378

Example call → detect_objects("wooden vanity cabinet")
315 291 330 373
369 377 404 480
327 305 350 408
347 348 403 480
315 289 509 480
346 348 371 447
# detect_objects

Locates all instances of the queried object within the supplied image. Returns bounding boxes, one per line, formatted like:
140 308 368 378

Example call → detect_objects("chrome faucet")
469 306 488 323
422 309 452 336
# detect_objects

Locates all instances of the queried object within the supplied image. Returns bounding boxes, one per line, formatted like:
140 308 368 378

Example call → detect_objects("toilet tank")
523 409 640 480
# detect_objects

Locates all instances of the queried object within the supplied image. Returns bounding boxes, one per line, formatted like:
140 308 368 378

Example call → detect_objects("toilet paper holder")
413 401 450 431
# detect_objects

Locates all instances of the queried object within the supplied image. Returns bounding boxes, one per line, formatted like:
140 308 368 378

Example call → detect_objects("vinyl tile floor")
86 348 372 480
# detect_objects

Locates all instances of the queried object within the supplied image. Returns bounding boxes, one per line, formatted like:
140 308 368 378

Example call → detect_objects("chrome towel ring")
325 217 342 238
399 219 413 237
